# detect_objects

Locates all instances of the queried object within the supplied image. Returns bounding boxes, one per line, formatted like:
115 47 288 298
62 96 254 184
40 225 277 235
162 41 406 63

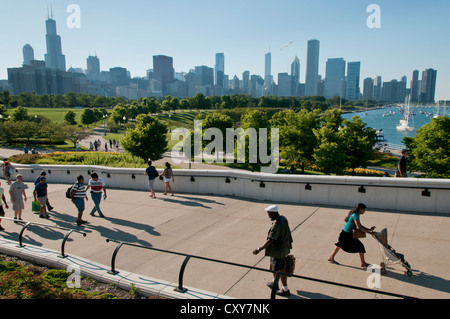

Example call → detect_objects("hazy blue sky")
1 0 449 99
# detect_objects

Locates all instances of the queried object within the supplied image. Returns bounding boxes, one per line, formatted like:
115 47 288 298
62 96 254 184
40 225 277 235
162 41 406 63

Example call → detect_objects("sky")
0 0 449 100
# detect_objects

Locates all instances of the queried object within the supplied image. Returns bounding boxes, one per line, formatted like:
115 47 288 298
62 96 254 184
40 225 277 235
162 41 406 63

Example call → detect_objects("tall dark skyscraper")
305 39 320 96
345 61 361 100
22 44 34 66
86 55 100 82
215 53 225 88
290 56 300 96
324 58 346 98
420 68 437 103
410 70 419 102
44 13 66 71
153 55 174 92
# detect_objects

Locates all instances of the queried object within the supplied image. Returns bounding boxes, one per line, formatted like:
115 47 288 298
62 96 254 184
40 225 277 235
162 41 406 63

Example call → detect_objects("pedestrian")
76 141 80 152
70 175 89 226
34 171 54 211
0 181 10 231
116 141 119 150
2 161 14 185
86 173 106 218
162 162 174 196
105 143 108 152
113 140 116 148
252 205 293 297
328 203 376 268
31 147 38 154
109 139 112 149
9 174 27 223
33 176 50 219
24 144 28 154
144 161 158 198
395 149 408 177
94 140 98 151
89 141 93 152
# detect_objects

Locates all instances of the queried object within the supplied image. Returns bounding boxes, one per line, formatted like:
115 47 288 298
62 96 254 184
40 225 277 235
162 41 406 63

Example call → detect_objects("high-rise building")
373 76 382 100
410 70 419 103
363 77 374 100
345 62 361 100
420 68 437 103
305 39 320 96
290 56 300 96
109 67 129 87
86 55 100 82
215 53 225 88
242 71 250 94
194 65 214 87
381 79 407 102
22 44 34 66
263 52 273 96
277 73 293 97
153 55 174 93
44 15 66 71
324 58 346 98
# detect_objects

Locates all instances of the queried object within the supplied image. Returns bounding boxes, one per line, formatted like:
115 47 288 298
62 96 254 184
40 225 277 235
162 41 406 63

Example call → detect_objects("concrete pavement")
0 179 449 299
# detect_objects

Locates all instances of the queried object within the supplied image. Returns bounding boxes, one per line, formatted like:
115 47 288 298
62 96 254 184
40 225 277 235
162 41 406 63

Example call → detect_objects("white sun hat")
265 205 279 213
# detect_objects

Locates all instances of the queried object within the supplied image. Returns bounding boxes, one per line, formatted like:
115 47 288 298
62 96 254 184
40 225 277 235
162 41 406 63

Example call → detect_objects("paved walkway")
0 180 448 299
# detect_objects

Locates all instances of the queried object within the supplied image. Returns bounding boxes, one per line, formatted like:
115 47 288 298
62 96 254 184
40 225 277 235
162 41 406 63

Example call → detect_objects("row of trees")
120 107 379 175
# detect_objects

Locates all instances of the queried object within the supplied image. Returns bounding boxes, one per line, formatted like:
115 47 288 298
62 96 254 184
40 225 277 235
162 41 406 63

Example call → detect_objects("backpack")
65 186 73 199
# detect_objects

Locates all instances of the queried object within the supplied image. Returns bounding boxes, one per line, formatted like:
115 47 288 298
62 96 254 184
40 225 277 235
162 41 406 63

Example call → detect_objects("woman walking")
328 203 376 268
162 162 174 196
70 175 89 226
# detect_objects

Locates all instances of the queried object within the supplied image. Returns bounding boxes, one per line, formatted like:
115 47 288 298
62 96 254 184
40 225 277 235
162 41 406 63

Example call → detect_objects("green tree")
11 106 32 122
341 116 377 173
63 125 91 148
121 114 168 162
64 110 77 125
313 126 346 175
408 116 450 177
271 109 321 173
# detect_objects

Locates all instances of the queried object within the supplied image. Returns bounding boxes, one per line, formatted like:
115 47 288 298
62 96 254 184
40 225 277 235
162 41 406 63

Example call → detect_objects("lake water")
342 105 448 148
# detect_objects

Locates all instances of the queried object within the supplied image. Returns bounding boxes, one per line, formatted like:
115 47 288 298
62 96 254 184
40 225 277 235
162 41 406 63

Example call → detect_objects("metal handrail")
0 217 87 258
105 238 417 300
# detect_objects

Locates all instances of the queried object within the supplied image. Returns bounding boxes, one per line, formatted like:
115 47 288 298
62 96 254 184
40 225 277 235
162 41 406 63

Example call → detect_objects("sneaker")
0 226 5 231
48 206 54 211
276 289 291 297
39 214 45 219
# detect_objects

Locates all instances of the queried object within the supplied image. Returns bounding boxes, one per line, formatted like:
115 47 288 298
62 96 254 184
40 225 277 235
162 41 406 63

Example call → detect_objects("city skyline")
0 0 448 99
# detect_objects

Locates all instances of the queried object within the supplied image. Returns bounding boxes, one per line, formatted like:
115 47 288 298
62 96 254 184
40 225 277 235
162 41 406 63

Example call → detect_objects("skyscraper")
22 44 34 66
86 55 100 82
324 58 346 98
242 70 250 94
345 62 361 100
410 70 419 102
109 67 129 86
363 77 374 100
44 14 66 71
153 55 174 93
263 52 273 95
420 68 437 103
305 39 320 96
290 56 300 96
215 53 225 88
277 73 293 97
373 76 382 100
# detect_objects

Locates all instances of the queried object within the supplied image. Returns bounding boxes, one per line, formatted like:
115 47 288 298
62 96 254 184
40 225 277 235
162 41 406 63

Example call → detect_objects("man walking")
33 176 50 219
253 205 293 297
34 171 54 211
70 175 89 226
144 161 159 198
9 174 27 223
395 149 408 177
86 173 106 218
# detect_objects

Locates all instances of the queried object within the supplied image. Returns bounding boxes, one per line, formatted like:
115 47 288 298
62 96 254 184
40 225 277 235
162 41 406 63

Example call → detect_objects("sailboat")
433 101 441 118
397 95 414 132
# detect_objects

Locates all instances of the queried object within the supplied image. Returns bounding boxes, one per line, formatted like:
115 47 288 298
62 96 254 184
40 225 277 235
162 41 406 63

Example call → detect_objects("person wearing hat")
9 174 27 223
253 205 293 297
34 171 54 211
33 176 50 219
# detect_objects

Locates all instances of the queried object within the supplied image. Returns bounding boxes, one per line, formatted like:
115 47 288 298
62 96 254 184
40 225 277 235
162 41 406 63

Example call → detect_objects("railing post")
270 272 282 300
58 230 86 258
107 241 123 275
18 222 31 248
174 255 191 293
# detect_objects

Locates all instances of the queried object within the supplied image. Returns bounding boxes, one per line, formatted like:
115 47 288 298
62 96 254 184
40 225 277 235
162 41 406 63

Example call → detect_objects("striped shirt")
88 178 105 193
71 182 86 198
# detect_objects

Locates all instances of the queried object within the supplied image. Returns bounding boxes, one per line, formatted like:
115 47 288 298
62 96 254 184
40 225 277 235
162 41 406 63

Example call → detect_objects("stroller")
372 228 413 277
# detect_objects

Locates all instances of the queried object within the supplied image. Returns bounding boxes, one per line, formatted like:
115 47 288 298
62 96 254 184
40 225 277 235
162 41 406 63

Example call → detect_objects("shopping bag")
32 201 41 212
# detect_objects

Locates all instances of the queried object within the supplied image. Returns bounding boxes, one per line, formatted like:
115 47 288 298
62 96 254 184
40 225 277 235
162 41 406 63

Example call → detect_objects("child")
0 181 10 231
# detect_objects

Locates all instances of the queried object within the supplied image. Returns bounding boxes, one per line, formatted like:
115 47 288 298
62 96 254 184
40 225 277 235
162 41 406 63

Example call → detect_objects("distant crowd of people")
0 161 176 229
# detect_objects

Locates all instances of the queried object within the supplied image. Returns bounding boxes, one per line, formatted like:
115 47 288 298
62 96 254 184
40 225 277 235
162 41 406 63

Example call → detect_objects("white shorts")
164 177 171 183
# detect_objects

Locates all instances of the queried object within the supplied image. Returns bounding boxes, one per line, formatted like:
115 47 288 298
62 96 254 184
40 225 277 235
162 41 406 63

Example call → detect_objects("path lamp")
123 116 126 135
103 114 108 135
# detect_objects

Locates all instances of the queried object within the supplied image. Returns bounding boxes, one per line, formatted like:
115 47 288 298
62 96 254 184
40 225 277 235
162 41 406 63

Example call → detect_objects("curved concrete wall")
7 163 450 214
